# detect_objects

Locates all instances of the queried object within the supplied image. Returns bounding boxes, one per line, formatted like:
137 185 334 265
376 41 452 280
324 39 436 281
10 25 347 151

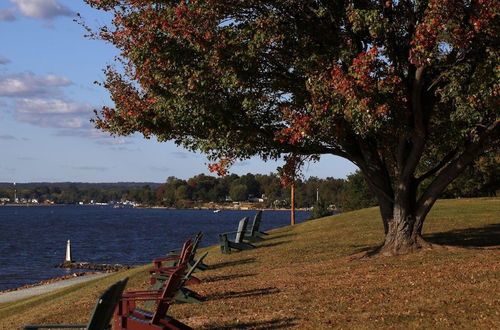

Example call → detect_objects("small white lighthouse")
65 239 73 263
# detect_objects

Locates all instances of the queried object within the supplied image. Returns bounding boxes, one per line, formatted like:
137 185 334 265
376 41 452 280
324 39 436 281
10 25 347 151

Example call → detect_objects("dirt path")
0 273 110 304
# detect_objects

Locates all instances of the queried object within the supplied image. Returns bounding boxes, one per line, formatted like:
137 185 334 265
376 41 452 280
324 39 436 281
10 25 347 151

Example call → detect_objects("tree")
85 0 499 255
441 150 499 198
308 199 332 220
344 170 378 211
229 184 248 202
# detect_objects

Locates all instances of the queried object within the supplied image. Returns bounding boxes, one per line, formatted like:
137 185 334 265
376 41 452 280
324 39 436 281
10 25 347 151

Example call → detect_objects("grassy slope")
0 198 498 329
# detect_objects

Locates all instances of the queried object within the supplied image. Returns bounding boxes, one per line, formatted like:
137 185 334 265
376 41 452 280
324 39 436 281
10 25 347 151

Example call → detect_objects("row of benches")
24 235 208 330
22 210 268 329
219 210 268 254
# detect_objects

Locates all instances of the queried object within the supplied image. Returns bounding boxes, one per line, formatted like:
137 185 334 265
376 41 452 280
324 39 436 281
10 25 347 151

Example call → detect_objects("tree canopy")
85 0 499 255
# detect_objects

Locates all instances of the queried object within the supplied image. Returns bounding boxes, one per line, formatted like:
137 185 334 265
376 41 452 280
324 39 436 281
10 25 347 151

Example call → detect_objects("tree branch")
415 148 459 184
416 119 500 221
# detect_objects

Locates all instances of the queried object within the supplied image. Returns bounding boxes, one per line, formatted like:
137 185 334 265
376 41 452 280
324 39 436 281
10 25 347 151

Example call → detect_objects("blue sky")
0 0 357 183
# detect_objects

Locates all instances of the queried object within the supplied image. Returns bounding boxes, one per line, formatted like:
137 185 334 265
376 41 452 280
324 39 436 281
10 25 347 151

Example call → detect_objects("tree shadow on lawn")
204 317 298 329
210 258 256 269
424 223 500 248
257 241 290 249
203 273 257 283
349 244 379 254
263 233 297 241
206 287 280 301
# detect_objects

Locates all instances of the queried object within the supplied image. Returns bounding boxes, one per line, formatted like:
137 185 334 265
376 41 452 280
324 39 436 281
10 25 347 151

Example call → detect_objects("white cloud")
56 128 108 139
9 0 74 20
0 56 10 64
15 98 87 114
96 138 132 146
0 73 71 96
0 8 16 21
14 98 93 129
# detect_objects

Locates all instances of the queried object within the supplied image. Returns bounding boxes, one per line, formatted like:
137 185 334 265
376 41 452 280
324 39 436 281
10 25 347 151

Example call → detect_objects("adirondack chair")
150 238 192 277
149 240 201 286
244 210 268 242
147 252 208 305
163 232 209 272
23 277 129 330
219 217 255 254
114 268 192 330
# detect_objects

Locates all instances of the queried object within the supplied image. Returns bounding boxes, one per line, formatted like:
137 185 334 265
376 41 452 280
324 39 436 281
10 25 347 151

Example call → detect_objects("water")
0 205 309 291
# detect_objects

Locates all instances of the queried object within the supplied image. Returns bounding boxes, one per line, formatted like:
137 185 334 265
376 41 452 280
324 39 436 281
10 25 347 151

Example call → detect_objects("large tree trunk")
379 209 430 255
371 176 432 256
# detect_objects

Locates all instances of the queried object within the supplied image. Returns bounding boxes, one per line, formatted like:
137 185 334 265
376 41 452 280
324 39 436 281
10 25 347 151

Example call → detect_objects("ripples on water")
0 206 310 291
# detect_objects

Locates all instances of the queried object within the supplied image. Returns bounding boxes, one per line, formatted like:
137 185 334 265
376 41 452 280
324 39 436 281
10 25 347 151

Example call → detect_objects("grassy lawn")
1 198 498 329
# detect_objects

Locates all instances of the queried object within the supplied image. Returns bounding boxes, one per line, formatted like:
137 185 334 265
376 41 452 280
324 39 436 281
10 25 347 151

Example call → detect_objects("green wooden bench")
219 217 255 254
23 277 129 330
114 268 192 329
245 210 268 242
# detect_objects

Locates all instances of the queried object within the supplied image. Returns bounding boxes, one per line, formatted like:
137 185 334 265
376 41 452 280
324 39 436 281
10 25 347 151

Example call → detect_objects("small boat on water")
213 209 221 213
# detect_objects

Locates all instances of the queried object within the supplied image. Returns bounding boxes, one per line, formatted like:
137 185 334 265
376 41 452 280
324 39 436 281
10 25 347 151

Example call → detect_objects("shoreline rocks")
55 261 132 272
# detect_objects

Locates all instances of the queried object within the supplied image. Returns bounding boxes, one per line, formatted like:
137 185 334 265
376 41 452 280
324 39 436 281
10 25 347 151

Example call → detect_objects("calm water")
0 206 310 291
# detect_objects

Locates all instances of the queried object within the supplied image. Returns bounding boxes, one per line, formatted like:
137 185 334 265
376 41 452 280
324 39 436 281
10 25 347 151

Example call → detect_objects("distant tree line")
0 154 497 210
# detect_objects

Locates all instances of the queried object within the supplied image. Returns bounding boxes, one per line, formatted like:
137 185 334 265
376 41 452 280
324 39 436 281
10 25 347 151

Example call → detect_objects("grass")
0 198 498 329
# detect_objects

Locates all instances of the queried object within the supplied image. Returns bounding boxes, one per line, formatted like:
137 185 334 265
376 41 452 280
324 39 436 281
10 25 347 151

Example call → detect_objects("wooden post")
291 184 295 225
65 239 72 263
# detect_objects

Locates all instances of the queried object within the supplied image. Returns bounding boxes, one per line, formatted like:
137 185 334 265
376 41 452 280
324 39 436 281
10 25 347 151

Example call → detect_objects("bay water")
0 206 310 291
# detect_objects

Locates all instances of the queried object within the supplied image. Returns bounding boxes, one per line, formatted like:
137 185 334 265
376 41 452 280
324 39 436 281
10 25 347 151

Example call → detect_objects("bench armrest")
220 230 241 236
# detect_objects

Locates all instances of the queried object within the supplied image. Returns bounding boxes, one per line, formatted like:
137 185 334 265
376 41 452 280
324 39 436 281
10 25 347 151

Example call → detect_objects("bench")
147 252 207 304
219 217 255 254
23 277 129 330
245 210 268 242
149 239 202 286
114 268 192 330
163 232 209 272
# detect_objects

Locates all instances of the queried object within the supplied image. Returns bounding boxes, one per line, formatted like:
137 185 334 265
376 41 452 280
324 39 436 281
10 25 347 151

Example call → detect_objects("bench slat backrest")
249 211 263 236
151 268 184 325
234 217 249 243
191 232 203 253
86 277 128 330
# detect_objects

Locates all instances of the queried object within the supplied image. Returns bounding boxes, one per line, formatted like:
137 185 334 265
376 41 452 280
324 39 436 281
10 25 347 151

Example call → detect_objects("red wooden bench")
114 268 192 330
149 239 201 286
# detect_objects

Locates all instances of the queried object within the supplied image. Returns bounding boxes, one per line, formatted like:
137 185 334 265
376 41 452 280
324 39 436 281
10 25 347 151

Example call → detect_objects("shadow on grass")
206 287 280 301
257 241 290 249
264 233 297 241
204 317 298 329
203 273 257 283
424 223 500 247
210 258 256 269
350 245 379 254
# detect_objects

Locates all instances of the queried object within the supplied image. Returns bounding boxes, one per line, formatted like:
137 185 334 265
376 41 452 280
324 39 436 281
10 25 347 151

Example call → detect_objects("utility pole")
291 184 295 225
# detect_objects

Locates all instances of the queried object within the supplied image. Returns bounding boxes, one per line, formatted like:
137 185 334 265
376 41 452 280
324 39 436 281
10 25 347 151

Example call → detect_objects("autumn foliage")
84 0 499 254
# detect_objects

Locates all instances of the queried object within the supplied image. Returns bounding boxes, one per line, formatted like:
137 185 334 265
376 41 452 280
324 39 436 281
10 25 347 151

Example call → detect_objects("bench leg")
219 234 231 254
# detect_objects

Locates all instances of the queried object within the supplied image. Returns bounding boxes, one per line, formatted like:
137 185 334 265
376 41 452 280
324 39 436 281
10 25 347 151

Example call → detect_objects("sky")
0 0 357 183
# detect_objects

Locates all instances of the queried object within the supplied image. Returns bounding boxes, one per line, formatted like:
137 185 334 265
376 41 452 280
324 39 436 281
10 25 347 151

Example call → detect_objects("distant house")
248 196 264 203
30 199 39 204
0 197 10 203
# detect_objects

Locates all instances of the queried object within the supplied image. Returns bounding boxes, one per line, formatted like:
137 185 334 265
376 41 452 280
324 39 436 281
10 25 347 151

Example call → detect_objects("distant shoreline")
0 203 312 211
